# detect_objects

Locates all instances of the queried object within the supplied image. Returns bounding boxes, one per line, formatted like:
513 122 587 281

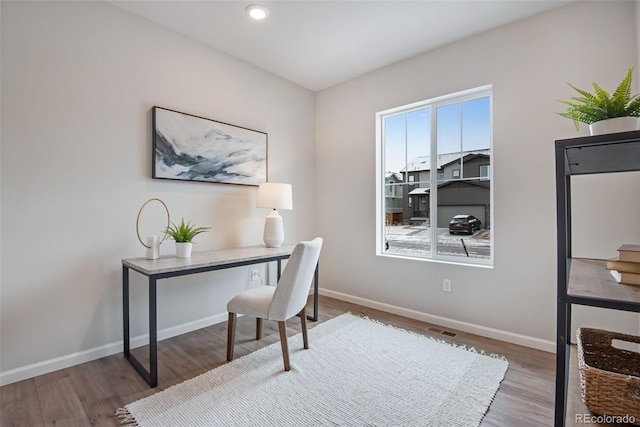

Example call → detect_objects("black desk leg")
122 268 158 388
123 267 130 355
149 277 158 387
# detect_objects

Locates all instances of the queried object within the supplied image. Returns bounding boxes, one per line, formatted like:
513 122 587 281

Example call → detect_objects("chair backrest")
268 237 323 321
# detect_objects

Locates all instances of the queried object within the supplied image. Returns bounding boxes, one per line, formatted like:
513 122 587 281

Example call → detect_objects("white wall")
0 1 316 384
315 0 640 351
637 0 640 74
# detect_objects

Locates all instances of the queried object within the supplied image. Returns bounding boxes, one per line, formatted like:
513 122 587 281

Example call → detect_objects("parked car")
449 215 481 235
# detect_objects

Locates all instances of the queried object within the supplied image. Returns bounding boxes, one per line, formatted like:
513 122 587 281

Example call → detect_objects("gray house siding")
437 181 490 228
442 155 490 181
438 181 490 206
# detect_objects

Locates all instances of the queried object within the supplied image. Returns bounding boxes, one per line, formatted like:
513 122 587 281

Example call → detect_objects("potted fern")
164 218 211 258
557 67 640 135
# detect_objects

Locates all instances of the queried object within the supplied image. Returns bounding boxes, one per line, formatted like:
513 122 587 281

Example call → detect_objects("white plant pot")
589 117 640 136
175 242 193 258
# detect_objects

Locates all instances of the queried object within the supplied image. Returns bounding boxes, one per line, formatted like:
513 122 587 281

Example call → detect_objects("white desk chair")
226 237 323 371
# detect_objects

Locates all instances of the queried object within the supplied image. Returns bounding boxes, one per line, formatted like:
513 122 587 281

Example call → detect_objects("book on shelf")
610 269 640 286
606 258 640 274
617 244 640 263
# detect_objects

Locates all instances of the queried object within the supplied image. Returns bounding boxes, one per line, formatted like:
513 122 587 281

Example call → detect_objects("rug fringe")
359 314 508 361
115 407 139 426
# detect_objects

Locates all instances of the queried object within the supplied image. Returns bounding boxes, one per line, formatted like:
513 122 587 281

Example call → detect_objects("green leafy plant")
557 67 640 131
164 218 210 243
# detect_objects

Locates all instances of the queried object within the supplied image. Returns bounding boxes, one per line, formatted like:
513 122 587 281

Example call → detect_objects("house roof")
408 188 429 195
385 172 403 182
402 149 490 172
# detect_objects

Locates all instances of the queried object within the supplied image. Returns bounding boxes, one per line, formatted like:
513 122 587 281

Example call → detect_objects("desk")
122 245 319 387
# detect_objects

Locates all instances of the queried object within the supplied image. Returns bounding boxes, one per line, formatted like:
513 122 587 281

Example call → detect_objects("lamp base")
263 209 284 248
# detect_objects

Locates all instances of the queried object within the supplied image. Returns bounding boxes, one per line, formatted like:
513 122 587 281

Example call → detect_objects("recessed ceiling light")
246 4 269 21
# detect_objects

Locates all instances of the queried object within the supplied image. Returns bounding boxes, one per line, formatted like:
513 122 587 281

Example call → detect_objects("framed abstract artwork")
152 106 267 186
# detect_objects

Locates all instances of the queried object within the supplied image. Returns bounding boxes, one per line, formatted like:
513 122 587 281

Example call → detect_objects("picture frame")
152 106 267 186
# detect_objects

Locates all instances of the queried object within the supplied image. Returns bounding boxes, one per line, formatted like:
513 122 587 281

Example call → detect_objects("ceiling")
110 0 577 92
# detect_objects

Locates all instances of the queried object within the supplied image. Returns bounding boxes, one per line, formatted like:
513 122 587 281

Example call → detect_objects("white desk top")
122 245 295 276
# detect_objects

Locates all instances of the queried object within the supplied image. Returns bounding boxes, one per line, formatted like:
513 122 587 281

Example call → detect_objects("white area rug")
118 313 508 426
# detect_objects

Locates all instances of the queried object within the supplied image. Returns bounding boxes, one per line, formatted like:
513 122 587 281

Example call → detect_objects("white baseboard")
0 312 229 386
318 288 555 353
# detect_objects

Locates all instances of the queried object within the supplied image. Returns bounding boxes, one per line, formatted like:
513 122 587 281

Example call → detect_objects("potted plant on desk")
165 218 211 258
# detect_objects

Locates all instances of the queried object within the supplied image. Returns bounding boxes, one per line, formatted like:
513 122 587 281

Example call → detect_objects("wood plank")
34 371 89 426
68 358 121 426
0 379 45 427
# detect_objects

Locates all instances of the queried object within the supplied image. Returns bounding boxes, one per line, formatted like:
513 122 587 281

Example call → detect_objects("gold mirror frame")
136 198 170 248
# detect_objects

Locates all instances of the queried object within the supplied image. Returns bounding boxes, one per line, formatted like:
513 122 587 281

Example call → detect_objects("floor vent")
428 327 456 338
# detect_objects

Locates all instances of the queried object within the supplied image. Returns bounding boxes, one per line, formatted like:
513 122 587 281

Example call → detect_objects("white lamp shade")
257 183 293 210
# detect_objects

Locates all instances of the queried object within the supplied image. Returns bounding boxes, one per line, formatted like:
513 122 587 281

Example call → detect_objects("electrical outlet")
443 279 452 292
250 269 260 282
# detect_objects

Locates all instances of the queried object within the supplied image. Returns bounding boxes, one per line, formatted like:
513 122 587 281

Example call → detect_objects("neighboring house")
398 149 491 228
384 172 404 225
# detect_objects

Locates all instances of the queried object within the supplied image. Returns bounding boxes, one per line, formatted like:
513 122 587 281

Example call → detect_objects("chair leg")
256 318 263 340
300 307 309 349
227 312 236 361
278 320 291 371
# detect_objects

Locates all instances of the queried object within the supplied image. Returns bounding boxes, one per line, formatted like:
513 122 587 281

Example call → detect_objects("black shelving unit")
554 130 640 426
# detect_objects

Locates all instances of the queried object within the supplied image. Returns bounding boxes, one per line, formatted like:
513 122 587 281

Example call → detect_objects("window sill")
377 252 494 269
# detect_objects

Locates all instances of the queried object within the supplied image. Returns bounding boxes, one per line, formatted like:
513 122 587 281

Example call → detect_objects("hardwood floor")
0 295 625 426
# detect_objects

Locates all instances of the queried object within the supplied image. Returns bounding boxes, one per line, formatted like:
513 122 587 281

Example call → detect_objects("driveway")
384 225 490 259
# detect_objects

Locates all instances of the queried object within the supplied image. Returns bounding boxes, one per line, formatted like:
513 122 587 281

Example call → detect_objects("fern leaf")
567 83 598 103
626 95 640 116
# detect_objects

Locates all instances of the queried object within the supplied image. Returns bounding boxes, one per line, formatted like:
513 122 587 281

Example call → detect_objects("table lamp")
257 182 292 248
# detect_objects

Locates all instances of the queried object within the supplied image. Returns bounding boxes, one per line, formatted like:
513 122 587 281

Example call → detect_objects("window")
480 164 490 179
376 86 492 265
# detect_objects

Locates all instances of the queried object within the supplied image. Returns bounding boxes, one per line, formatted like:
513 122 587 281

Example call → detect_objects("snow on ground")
384 225 490 258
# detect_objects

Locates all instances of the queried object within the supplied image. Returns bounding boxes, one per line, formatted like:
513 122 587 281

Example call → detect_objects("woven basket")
576 328 640 424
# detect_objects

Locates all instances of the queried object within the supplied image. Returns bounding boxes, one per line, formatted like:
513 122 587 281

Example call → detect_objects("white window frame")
375 85 493 267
